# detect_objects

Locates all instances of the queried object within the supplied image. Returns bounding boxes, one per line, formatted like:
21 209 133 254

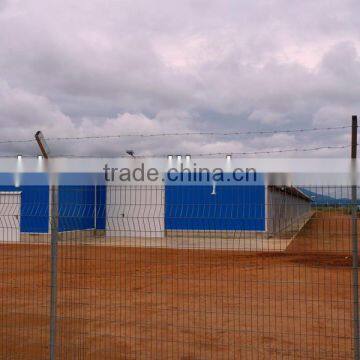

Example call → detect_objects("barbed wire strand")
0 143 351 158
0 125 351 144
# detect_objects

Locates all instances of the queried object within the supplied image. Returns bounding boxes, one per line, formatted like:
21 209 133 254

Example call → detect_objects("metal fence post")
351 114 359 360
35 130 58 359
50 183 59 360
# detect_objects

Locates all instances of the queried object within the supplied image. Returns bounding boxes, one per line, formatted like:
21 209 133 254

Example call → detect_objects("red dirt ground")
286 210 360 255
0 211 357 359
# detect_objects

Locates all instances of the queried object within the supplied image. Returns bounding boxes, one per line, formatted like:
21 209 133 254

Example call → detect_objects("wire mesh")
0 184 358 359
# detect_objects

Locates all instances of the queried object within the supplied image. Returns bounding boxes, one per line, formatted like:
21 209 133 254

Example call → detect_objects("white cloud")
0 0 359 157
313 105 357 127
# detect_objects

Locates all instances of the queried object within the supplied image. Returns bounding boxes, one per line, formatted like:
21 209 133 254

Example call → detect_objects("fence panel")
0 185 358 359
0 188 50 358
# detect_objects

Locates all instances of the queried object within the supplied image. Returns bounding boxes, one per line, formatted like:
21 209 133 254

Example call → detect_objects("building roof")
268 185 311 202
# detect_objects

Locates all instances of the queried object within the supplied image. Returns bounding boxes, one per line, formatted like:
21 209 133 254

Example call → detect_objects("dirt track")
0 211 357 359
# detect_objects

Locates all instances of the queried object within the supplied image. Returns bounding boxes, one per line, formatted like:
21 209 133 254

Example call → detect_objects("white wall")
0 192 21 242
267 187 311 236
106 185 165 238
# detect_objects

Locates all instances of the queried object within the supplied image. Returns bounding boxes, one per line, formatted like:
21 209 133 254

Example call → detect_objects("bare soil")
286 210 359 254
0 211 356 359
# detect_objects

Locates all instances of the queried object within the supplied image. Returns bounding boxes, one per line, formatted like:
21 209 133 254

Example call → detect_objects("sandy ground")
0 211 357 359
286 210 359 254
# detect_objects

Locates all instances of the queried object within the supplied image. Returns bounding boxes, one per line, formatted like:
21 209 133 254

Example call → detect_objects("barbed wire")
0 125 350 144
0 143 350 158
184 144 352 157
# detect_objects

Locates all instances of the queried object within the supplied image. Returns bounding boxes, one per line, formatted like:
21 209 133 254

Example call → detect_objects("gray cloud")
0 0 359 157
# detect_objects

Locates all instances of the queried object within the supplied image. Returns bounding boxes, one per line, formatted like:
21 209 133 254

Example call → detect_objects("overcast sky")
0 0 359 157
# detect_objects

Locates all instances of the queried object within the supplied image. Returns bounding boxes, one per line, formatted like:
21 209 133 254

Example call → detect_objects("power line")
0 125 350 144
